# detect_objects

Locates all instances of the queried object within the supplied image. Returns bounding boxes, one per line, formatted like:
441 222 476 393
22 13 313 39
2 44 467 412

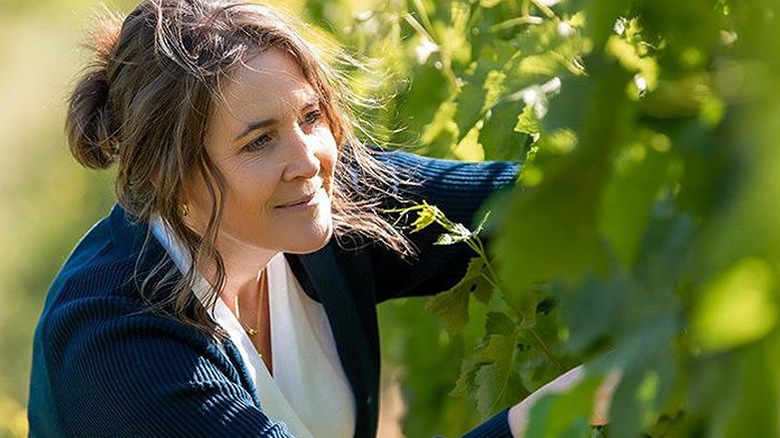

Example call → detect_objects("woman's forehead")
210 48 319 137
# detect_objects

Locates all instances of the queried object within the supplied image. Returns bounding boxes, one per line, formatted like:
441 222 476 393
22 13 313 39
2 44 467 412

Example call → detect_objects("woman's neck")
210 236 276 306
210 235 275 374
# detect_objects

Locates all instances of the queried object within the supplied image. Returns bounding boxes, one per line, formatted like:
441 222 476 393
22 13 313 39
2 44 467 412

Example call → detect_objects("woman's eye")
243 133 272 152
303 110 322 125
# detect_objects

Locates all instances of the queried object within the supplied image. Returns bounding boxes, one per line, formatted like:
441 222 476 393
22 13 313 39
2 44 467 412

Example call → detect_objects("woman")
27 1 605 437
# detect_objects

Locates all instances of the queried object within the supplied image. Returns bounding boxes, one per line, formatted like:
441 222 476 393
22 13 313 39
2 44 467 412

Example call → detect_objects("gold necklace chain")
236 269 267 356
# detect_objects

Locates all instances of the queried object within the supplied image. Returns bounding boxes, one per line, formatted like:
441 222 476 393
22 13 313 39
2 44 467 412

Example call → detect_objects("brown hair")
66 0 414 336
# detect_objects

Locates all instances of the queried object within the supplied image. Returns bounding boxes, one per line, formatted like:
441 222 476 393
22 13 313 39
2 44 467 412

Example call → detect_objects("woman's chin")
284 223 334 254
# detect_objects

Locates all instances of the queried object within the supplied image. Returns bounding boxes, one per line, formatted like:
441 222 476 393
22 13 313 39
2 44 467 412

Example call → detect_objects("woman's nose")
281 126 320 182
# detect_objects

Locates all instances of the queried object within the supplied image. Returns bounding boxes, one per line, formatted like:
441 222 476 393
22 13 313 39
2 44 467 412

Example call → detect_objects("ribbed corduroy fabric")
27 149 520 438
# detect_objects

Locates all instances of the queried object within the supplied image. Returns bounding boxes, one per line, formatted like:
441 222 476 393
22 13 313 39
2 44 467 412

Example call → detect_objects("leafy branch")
386 201 565 374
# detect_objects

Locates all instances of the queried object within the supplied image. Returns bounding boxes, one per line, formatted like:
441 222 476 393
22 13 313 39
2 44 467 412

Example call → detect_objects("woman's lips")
275 188 324 210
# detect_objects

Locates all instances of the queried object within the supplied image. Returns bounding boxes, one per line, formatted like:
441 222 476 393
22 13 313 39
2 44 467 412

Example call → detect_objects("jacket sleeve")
455 408 513 438
40 278 298 438
370 150 520 303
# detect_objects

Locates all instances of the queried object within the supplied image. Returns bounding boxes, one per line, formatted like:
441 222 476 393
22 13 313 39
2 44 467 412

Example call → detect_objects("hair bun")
65 16 122 169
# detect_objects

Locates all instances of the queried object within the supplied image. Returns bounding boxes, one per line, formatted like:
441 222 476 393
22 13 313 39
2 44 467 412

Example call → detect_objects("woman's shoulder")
45 208 165 306
34 210 222 382
38 205 185 348
28 212 251 436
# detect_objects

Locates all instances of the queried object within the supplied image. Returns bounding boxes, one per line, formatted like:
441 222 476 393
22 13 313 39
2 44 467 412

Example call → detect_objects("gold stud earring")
181 203 190 217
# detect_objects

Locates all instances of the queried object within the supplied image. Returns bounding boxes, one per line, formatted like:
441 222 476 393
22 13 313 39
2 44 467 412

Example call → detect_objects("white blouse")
150 215 356 438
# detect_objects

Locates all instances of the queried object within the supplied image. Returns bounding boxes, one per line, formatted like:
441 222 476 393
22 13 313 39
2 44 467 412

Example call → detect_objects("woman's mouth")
275 188 324 211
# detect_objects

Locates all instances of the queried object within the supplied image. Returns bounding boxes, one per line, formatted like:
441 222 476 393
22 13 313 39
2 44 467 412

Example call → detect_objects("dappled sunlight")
693 258 778 352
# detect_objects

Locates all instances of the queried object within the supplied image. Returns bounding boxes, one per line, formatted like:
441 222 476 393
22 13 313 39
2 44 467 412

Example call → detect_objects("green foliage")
424 257 494 335
366 0 780 437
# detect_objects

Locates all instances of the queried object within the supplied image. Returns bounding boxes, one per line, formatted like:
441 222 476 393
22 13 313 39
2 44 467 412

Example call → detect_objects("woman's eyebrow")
234 117 276 142
233 97 321 142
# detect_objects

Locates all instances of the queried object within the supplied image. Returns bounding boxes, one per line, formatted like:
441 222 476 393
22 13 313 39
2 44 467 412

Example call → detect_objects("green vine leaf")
485 311 516 336
452 310 518 399
515 104 542 135
425 256 495 335
474 329 520 418
451 348 484 398
424 281 469 336
454 41 518 143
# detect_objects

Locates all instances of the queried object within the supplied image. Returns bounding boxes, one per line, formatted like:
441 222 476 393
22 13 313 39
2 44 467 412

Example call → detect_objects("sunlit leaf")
515 105 542 135
480 100 530 161
454 41 518 142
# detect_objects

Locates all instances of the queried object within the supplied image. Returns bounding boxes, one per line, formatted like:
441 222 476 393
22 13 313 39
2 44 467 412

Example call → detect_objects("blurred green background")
0 2 123 436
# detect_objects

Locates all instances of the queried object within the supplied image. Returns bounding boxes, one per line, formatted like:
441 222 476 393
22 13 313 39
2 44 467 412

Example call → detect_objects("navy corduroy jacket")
27 150 520 438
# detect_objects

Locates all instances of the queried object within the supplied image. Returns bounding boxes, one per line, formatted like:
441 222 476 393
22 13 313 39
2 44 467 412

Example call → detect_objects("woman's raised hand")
507 365 621 438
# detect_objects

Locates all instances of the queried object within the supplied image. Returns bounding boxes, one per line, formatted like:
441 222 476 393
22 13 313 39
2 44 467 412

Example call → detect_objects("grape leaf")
474 330 520 418
425 257 494 335
515 104 542 135
452 310 518 399
454 41 518 143
480 100 531 161
451 346 484 398
494 63 633 327
424 282 469 336
604 316 678 438
485 311 516 336
553 272 627 353
599 136 674 267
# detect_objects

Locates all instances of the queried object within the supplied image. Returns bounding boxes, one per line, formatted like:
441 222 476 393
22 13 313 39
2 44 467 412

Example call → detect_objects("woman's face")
184 47 338 255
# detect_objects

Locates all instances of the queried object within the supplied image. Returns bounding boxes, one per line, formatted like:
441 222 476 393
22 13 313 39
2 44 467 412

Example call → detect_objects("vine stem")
481 272 565 373
410 0 436 38
480 272 503 296
529 327 566 372
490 16 544 32
520 0 531 17
387 204 566 374
529 0 559 20
474 238 565 373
